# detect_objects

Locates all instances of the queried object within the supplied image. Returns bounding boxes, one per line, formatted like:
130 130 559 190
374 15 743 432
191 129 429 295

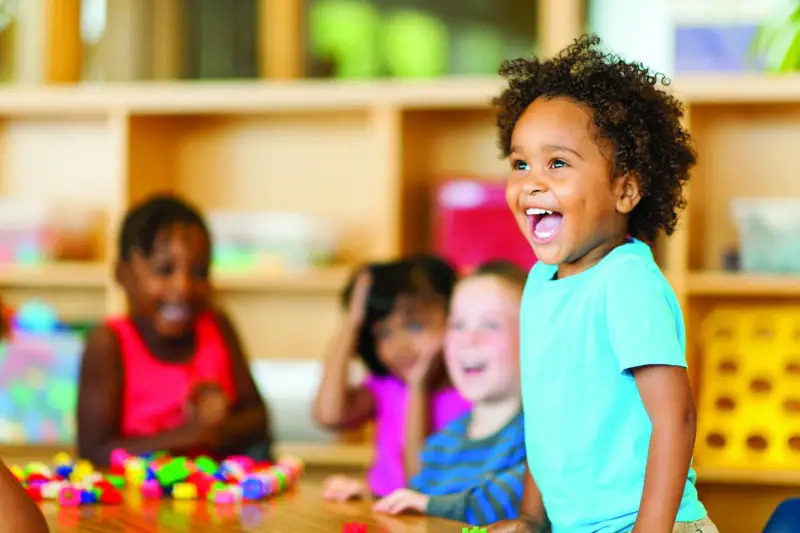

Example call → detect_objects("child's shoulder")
596 241 673 296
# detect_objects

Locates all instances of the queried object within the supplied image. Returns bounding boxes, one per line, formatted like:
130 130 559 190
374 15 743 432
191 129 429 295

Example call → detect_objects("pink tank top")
107 311 237 439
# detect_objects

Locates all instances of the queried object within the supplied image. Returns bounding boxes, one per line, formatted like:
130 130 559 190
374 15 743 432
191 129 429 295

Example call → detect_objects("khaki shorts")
673 516 719 533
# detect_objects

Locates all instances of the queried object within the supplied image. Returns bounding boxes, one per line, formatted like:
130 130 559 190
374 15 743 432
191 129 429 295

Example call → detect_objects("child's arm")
211 310 270 449
77 326 217 464
630 365 696 533
375 462 526 524
487 465 550 532
312 271 374 430
0 460 48 533
404 353 447 478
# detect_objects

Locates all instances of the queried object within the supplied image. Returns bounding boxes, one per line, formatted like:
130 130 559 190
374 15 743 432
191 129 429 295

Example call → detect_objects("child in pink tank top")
77 195 271 465
313 255 470 499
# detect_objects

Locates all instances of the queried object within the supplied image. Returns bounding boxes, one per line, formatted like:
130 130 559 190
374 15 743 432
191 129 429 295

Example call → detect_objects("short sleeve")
605 260 686 372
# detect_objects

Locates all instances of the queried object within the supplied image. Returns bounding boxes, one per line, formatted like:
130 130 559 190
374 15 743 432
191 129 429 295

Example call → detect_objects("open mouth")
461 362 487 377
160 302 192 324
525 207 563 244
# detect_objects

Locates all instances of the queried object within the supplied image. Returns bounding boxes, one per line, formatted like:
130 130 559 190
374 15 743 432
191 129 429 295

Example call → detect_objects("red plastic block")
342 522 367 533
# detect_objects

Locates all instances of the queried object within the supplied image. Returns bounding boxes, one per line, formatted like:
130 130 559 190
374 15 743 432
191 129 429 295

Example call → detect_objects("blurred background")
0 1 800 530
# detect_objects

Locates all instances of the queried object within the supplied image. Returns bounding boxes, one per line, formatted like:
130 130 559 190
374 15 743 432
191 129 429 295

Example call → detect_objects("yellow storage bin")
696 306 800 469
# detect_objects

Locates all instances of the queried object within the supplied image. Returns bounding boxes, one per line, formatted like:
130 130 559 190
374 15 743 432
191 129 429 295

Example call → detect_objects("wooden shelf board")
688 271 800 297
0 76 799 115
675 74 800 104
696 466 800 487
0 262 107 288
213 265 350 294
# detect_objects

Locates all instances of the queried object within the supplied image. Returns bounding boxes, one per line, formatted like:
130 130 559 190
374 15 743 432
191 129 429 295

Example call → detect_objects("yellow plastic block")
696 306 800 470
173 482 197 500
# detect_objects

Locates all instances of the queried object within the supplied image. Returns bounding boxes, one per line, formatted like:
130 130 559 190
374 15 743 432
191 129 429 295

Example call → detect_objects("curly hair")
494 34 696 242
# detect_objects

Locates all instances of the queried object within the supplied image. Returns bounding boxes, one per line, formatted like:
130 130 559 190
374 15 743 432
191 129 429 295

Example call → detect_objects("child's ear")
115 261 132 289
615 173 642 214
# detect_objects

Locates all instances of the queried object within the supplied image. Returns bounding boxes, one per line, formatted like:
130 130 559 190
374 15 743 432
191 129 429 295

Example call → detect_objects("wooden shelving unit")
6 1 799 529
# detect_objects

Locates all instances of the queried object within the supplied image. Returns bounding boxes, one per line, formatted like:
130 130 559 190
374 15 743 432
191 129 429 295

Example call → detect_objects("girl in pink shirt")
314 255 470 499
77 195 270 465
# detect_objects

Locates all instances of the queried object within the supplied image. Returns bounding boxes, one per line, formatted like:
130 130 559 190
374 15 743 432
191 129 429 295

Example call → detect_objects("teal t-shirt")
520 239 706 533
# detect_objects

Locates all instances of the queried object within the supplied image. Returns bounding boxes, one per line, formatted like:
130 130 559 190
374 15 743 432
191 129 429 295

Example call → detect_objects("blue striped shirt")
409 410 526 525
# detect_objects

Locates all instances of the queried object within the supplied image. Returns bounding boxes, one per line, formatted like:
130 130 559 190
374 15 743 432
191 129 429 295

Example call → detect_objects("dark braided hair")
494 34 696 242
119 194 210 261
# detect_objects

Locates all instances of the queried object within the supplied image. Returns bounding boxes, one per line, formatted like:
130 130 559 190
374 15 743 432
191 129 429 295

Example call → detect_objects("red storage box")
433 179 536 274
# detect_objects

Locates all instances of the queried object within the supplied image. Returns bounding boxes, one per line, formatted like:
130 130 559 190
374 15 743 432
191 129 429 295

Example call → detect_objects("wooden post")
152 0 183 79
537 0 584 58
259 0 304 79
44 0 81 83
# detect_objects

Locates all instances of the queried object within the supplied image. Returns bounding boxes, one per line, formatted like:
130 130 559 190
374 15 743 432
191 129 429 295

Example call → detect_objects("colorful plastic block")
58 486 81 507
106 474 125 489
154 457 189 486
52 451 72 467
241 477 265 500
55 464 74 479
25 485 42 502
211 489 235 504
42 481 66 499
109 448 129 469
140 479 162 499
172 482 197 500
194 456 218 475
9 465 23 481
98 487 123 505
80 489 97 504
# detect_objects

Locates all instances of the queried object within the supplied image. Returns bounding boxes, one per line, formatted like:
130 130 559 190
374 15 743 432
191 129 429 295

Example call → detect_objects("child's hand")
372 488 429 516
487 519 534 532
346 271 372 328
187 383 229 427
407 348 446 389
320 475 370 501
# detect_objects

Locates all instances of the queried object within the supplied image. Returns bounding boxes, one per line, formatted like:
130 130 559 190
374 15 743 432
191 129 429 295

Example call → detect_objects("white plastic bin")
731 198 800 273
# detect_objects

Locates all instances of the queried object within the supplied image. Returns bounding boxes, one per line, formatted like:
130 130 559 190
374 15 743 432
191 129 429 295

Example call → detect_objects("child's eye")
549 158 568 169
192 266 209 280
153 262 174 277
483 321 501 331
448 319 465 331
406 321 423 333
512 159 529 171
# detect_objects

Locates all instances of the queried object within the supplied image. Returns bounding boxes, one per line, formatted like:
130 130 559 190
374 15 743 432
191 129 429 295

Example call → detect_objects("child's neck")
557 234 629 279
467 396 521 440
131 316 196 362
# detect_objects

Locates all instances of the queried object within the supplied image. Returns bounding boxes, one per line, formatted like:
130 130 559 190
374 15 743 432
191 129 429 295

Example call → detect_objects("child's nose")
170 272 192 296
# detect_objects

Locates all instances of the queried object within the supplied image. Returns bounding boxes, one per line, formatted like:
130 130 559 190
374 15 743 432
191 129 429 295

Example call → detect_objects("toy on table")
342 522 367 533
14 450 304 507
13 453 123 506
109 448 304 504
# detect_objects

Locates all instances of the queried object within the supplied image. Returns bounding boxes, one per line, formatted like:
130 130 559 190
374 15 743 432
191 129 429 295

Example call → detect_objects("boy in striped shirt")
374 262 526 525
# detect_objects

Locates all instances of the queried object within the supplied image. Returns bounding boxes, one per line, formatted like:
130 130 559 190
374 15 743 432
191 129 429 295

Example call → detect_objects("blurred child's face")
121 222 211 339
506 97 638 273
373 296 447 382
445 276 521 403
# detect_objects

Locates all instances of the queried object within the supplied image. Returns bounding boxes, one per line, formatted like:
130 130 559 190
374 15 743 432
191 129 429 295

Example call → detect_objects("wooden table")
37 470 467 533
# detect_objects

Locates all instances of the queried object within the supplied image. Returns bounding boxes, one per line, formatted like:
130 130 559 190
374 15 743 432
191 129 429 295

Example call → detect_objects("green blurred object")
46 378 77 413
751 1 800 72
383 9 449 78
451 23 507 75
309 0 380 78
9 381 34 408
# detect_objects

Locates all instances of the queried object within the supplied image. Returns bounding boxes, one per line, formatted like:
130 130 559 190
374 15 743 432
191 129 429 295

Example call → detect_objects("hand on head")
347 271 372 329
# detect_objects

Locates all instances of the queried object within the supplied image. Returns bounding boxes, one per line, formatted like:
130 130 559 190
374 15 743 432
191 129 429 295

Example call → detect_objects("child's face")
506 97 636 271
373 296 447 382
121 222 211 339
445 276 521 404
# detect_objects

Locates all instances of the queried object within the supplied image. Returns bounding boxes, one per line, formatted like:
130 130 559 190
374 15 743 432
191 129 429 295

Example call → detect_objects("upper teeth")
526 208 553 216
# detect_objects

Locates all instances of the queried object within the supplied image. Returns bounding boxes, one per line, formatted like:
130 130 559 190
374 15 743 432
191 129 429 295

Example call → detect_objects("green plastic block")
155 457 190 486
194 456 218 475
106 475 125 489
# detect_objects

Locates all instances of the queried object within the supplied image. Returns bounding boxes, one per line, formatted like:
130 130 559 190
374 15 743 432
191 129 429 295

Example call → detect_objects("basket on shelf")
695 306 800 469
